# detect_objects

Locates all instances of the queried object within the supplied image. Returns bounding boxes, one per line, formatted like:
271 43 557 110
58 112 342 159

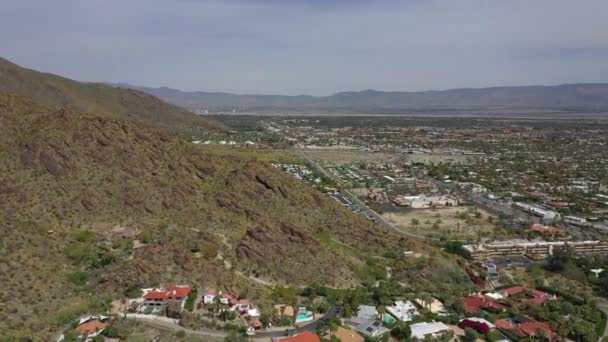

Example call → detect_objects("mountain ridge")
0 57 222 131
115 82 608 113
0 95 405 338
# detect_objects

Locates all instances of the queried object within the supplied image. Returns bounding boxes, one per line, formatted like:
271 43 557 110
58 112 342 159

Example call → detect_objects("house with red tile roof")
142 285 193 310
74 319 107 338
273 331 320 342
500 286 556 306
495 316 556 340
460 295 506 314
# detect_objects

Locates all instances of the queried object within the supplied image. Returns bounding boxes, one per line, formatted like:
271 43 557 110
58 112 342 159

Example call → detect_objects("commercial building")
462 240 608 261
392 195 458 208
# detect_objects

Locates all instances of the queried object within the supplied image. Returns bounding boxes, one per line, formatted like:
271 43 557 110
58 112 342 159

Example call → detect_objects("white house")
203 288 218 304
386 301 419 322
234 299 261 317
410 321 450 340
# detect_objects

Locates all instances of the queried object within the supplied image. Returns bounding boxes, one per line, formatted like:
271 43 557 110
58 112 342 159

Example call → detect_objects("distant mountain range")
115 83 608 113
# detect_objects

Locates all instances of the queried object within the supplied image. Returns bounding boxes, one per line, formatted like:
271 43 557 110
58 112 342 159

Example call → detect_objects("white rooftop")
410 321 450 339
386 301 419 322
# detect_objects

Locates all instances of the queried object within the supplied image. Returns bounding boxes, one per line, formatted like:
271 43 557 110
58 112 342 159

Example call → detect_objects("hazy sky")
2 0 608 95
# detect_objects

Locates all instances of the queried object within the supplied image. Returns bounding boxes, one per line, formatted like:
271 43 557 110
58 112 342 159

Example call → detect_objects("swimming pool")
295 312 313 323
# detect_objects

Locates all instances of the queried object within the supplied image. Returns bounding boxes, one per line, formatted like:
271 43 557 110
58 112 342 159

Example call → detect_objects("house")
386 300 419 322
74 320 107 339
500 286 556 306
410 321 450 340
273 331 320 342
234 299 261 317
142 285 193 310
352 320 389 339
203 288 218 304
333 326 364 342
352 305 378 320
346 305 388 338
495 316 556 340
221 293 237 306
458 317 496 334
460 295 506 314
73 316 110 340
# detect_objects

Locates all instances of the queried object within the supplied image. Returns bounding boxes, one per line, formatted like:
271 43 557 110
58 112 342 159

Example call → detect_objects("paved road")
294 149 435 243
122 306 342 340
124 314 228 338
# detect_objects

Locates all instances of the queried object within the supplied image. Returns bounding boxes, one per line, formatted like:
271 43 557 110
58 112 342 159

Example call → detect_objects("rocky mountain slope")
0 94 408 339
0 57 222 131
122 83 608 113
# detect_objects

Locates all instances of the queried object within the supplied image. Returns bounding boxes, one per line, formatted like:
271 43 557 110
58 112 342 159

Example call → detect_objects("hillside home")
72 315 110 341
460 295 506 314
202 288 237 306
346 305 388 338
142 285 192 310
500 286 556 306
386 300 419 322
203 288 218 304
234 299 261 317
495 316 556 340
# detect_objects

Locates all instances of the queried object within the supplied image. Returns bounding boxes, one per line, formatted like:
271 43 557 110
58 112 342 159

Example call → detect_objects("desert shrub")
65 271 90 286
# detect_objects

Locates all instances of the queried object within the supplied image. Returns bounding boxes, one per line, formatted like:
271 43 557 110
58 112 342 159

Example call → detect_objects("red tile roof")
144 291 169 300
501 286 555 305
238 298 252 305
204 288 217 296
461 295 505 314
75 320 107 335
144 286 192 300
279 331 321 342
166 285 192 298
495 317 556 339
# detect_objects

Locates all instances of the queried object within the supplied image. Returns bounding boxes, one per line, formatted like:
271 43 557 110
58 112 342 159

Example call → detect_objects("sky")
2 0 608 95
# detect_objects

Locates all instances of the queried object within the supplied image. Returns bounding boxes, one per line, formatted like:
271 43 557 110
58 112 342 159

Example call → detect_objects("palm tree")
213 294 222 318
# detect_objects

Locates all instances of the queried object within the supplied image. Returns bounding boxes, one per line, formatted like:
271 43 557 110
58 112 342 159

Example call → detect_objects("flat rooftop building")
462 240 608 261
